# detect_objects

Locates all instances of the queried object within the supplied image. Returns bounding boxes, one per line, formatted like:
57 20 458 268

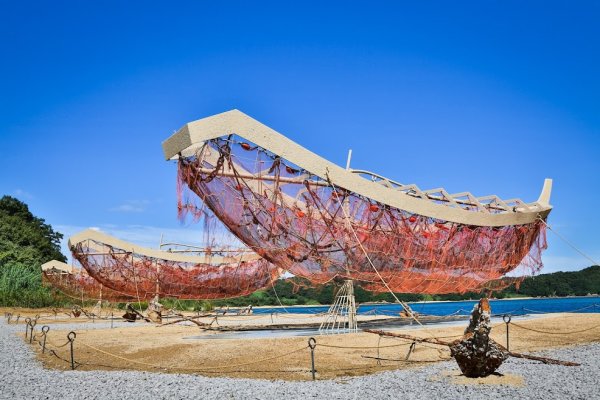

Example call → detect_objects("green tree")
0 195 66 306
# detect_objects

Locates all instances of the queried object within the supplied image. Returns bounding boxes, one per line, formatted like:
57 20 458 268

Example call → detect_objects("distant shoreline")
247 294 600 310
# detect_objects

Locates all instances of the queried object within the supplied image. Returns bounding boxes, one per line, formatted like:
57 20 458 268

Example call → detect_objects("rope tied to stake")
509 321 600 335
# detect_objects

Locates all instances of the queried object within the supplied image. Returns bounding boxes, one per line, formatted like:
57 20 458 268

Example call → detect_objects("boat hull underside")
177 138 548 294
71 240 281 300
43 271 135 302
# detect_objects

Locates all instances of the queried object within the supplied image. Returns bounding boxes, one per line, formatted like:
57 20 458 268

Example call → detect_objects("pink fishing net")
176 136 547 294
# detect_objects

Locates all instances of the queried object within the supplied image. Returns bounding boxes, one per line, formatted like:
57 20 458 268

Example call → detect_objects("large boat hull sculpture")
69 229 281 300
163 110 552 294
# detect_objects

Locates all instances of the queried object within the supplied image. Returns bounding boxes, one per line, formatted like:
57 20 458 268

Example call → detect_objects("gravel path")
1 318 598 400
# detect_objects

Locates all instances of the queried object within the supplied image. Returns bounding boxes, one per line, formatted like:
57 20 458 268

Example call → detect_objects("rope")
328 177 423 327
44 337 73 349
269 278 290 313
521 304 599 315
276 313 327 319
509 321 600 335
208 315 267 322
48 349 79 366
29 331 81 367
78 340 308 371
317 342 412 350
318 359 447 372
34 326 308 372
539 218 599 266
26 320 594 377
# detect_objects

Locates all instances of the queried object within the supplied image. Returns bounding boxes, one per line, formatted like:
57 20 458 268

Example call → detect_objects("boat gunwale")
162 110 552 227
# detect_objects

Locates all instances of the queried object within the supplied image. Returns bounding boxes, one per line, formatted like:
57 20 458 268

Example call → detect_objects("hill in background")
203 265 600 308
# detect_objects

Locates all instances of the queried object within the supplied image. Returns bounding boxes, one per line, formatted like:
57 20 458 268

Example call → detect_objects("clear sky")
1 1 598 273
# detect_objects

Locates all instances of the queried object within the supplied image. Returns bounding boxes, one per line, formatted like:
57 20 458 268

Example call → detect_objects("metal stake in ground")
308 337 317 380
24 318 31 339
67 331 77 370
29 319 37 344
503 314 512 351
405 341 417 360
41 326 50 354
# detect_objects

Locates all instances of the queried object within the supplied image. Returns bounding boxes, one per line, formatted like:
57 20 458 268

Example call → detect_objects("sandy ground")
1 306 396 327
7 308 599 381
2 317 599 400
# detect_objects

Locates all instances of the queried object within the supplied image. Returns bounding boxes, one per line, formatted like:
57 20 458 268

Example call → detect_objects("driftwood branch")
363 329 580 367
503 349 580 366
364 329 455 346
158 316 208 328
125 305 153 323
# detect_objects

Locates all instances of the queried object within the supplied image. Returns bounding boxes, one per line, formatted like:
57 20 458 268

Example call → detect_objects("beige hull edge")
41 260 75 274
162 109 552 227
68 229 264 265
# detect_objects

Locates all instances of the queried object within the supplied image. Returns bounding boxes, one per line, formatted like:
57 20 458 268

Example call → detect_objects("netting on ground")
42 269 135 302
70 239 281 300
176 135 548 294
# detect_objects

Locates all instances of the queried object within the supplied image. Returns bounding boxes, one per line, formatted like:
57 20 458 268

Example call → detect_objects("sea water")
250 296 600 317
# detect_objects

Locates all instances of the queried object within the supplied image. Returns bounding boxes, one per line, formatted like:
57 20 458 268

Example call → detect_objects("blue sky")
1 1 598 272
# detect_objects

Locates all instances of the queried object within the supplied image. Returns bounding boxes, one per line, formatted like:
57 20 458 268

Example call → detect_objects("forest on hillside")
206 265 600 308
0 196 65 307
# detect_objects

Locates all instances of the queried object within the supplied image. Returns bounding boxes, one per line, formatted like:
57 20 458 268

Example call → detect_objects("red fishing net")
70 238 281 300
42 269 135 302
176 136 548 294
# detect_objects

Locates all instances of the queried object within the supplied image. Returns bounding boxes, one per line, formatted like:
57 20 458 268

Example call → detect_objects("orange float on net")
409 215 417 223
435 222 449 231
369 204 379 212
357 226 370 242
241 142 252 150
295 210 305 218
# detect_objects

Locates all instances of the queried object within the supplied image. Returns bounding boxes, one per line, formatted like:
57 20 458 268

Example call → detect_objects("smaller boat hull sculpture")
42 260 134 302
69 229 282 300
164 110 552 294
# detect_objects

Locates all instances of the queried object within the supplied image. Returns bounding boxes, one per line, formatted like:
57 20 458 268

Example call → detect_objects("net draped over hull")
69 231 281 300
176 135 548 294
42 269 135 302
